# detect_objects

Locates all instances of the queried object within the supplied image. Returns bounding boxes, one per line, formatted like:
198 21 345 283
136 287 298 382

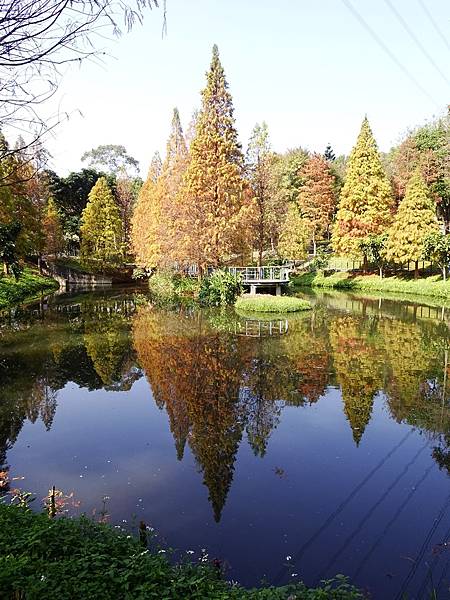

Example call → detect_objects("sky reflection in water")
0 288 449 599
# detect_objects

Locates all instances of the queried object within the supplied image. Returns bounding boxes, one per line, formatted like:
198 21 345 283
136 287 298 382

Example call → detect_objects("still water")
0 288 449 599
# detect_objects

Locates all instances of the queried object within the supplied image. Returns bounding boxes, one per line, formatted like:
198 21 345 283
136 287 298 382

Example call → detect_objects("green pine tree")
384 170 439 275
80 177 123 268
43 197 64 257
332 117 394 259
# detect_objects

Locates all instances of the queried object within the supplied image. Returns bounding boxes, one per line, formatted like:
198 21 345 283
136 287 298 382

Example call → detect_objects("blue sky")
45 0 450 176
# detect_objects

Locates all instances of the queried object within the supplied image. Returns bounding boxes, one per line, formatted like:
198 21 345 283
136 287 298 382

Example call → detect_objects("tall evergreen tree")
148 151 162 183
246 122 277 266
298 153 336 255
177 45 247 271
131 109 188 269
42 198 64 257
277 203 311 261
131 164 162 268
332 117 394 259
324 144 336 161
384 170 439 276
80 177 123 268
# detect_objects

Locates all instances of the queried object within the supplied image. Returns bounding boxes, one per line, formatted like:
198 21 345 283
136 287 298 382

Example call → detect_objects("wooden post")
139 521 148 548
49 485 56 519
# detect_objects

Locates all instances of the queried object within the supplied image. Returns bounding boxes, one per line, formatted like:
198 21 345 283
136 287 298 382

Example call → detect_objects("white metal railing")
235 319 289 337
227 266 290 283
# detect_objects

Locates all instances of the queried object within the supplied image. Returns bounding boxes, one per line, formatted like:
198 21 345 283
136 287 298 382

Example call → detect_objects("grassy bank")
235 294 311 313
0 503 362 599
292 271 450 300
0 268 58 309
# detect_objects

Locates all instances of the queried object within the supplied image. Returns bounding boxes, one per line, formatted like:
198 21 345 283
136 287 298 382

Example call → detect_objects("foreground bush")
235 294 311 313
148 272 201 304
0 268 58 309
199 270 242 306
0 504 363 599
292 271 450 299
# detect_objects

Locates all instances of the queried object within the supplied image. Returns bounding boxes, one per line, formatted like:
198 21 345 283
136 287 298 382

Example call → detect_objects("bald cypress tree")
332 117 394 259
131 108 188 269
177 45 247 271
131 160 162 268
384 170 439 276
80 177 123 268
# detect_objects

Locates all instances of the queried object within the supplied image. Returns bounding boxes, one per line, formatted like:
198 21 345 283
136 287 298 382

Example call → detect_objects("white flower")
286 555 292 561
158 549 166 554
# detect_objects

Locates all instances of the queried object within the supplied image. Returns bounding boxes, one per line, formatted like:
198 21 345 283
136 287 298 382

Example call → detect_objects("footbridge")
227 266 291 295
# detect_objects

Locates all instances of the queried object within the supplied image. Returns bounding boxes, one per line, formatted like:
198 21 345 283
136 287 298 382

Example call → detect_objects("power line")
353 463 434 580
418 0 450 55
384 0 450 88
272 429 413 585
340 0 440 108
416 519 450 599
394 492 450 600
316 442 428 580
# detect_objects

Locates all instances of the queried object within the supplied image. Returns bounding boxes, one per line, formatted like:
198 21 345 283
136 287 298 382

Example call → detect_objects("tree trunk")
312 233 317 256
38 254 43 274
379 266 383 279
3 262 8 276
258 247 263 267
362 254 368 273
414 260 419 279
443 266 446 282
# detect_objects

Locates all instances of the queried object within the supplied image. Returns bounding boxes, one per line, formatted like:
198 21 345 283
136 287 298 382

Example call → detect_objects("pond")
0 288 449 599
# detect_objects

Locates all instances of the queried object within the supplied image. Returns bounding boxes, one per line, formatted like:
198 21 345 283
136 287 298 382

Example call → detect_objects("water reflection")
0 290 449 594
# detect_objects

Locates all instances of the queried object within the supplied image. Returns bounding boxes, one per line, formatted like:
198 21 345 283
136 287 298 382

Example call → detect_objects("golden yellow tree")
332 117 394 259
277 203 311 261
131 153 163 268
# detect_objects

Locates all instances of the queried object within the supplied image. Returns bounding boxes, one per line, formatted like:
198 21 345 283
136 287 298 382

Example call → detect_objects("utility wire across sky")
383 0 450 89
341 0 441 109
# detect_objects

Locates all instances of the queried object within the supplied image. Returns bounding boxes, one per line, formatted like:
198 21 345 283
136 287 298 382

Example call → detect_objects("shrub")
132 267 150 280
0 268 58 309
199 270 242 306
0 503 363 600
148 271 176 301
235 294 311 313
308 250 329 272
172 273 201 297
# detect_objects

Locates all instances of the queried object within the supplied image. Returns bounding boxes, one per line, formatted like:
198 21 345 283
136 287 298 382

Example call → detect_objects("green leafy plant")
0 268 58 309
148 271 176 302
358 233 388 278
308 249 329 273
0 503 363 599
423 231 450 281
199 269 242 306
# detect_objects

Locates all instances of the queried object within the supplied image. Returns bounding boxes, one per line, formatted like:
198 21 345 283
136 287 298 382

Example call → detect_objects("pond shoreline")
292 271 450 300
0 268 59 310
0 503 362 599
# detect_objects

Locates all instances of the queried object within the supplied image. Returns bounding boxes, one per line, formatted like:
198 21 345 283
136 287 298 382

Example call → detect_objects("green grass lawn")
0 503 362 599
292 271 450 300
235 294 311 313
0 268 59 309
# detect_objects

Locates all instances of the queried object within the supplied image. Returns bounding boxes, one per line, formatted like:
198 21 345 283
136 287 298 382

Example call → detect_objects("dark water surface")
1 288 449 599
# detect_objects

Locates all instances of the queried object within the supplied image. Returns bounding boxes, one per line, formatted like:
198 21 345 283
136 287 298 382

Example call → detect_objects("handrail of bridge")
227 266 291 282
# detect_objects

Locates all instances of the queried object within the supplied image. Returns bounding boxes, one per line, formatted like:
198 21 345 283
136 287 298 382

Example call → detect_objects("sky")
39 0 450 176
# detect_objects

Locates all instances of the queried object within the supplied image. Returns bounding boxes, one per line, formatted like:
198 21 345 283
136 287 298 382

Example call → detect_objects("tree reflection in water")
0 291 449 521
